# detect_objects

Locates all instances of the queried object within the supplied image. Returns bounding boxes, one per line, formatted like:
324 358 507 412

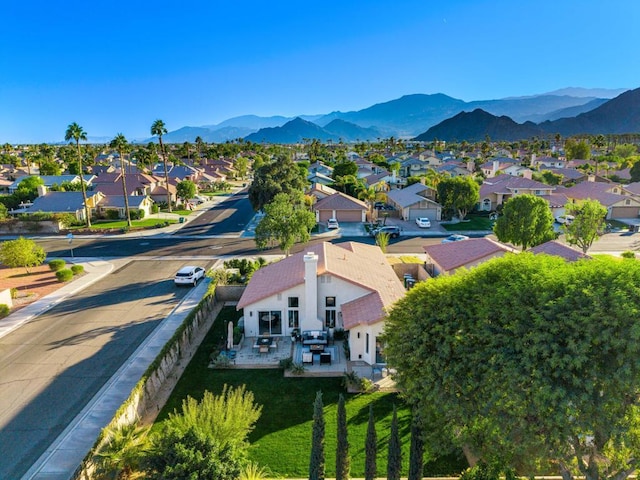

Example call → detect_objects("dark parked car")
370 226 401 238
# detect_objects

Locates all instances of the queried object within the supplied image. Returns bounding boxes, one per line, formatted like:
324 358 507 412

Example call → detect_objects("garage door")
610 206 640 219
318 210 333 222
336 210 363 222
409 208 436 221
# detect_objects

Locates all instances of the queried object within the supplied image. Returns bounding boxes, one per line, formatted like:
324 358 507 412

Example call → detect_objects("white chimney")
37 185 47 197
493 160 500 174
303 252 319 330
522 170 533 180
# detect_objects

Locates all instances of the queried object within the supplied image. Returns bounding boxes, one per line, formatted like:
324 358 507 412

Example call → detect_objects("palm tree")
65 122 91 227
150 119 171 212
109 134 132 228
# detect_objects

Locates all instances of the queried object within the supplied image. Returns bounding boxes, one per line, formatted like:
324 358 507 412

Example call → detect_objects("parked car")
370 226 401 238
374 201 385 210
174 266 206 286
441 234 470 244
327 218 339 229
415 217 431 228
555 215 575 225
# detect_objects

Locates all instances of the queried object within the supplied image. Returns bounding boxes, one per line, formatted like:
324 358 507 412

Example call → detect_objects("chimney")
466 160 475 172
37 185 47 197
303 252 319 330
588 174 596 182
522 170 533 180
493 160 500 174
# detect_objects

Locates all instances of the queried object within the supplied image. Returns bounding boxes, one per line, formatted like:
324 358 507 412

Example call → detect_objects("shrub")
151 204 160 214
55 269 74 282
0 304 9 318
129 209 144 220
621 250 636 259
10 287 18 299
48 259 66 271
279 357 294 370
106 209 120 220
71 264 84 275
290 362 306 375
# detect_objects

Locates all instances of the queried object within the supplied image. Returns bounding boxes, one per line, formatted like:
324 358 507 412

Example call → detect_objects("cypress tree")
364 404 377 480
387 405 401 480
335 394 350 480
408 413 425 480
309 391 325 480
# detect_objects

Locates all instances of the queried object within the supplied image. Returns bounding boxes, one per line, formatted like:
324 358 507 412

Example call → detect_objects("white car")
441 234 470 244
556 215 575 225
174 266 206 286
327 218 339 229
415 217 431 228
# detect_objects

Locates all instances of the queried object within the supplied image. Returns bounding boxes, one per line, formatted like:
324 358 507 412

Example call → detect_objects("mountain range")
418 87 640 142
154 87 632 144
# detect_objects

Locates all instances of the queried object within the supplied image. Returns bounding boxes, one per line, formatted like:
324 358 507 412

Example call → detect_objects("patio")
219 336 348 376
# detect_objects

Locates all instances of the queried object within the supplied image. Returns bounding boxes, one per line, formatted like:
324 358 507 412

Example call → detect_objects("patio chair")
320 353 331 365
259 345 269 354
302 352 313 364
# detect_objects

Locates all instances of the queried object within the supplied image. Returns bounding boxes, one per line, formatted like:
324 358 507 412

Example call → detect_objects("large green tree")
248 154 307 212
493 194 556 250
364 405 377 480
0 237 46 273
384 253 640 480
64 122 91 227
332 160 358 179
437 176 480 221
563 199 608 254
109 133 132 228
565 138 591 161
151 119 172 212
254 192 316 256
176 179 197 206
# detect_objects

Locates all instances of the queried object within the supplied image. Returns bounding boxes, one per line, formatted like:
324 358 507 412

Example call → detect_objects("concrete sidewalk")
0 258 115 341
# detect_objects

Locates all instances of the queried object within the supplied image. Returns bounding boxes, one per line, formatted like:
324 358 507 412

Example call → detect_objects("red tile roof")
529 240 588 262
423 238 514 273
314 192 367 211
237 242 405 327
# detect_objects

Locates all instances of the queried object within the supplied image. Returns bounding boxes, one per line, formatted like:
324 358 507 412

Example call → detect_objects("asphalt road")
0 259 216 479
172 189 255 237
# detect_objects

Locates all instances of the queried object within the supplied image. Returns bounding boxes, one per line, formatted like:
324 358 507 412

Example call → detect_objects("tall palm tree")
195 136 204 163
109 134 132 228
65 122 91 227
151 119 171 212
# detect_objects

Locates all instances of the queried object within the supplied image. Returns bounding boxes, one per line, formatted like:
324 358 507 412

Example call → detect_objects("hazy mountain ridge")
415 87 640 141
152 87 631 144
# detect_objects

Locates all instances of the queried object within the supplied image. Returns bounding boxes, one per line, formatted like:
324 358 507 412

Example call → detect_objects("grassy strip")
441 216 494 231
74 219 178 230
155 306 467 478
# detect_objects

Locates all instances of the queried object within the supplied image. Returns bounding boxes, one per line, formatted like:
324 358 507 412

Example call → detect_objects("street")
0 259 215 479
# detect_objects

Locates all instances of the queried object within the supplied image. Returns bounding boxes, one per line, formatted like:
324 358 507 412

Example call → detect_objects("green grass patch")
68 219 178 230
441 215 494 231
162 208 192 216
155 307 466 478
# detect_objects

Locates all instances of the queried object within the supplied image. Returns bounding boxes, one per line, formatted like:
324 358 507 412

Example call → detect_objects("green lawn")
162 208 192 216
155 307 466 478
69 218 178 230
441 214 494 231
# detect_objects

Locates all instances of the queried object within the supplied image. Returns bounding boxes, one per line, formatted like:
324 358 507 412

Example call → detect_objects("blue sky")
2 0 639 144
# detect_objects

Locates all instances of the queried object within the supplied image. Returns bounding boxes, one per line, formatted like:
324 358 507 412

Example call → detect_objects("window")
288 310 299 328
325 310 336 328
325 296 336 307
288 297 299 308
366 333 370 354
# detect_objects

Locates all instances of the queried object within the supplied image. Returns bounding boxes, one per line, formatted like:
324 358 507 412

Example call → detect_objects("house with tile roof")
386 181 442 221
562 179 640 219
97 195 154 219
8 175 95 194
423 238 515 276
529 240 588 262
481 157 522 178
237 242 406 365
314 192 368 223
478 174 556 212
13 189 104 222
